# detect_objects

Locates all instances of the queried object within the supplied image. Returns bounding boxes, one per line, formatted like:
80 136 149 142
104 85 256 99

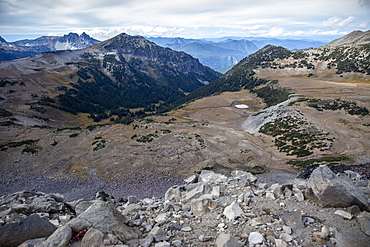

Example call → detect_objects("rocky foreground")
1 165 370 247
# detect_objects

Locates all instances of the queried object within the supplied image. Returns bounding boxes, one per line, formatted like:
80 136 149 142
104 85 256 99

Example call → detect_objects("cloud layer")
0 0 369 41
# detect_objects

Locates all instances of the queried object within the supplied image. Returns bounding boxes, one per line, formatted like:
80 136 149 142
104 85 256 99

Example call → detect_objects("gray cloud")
0 0 369 41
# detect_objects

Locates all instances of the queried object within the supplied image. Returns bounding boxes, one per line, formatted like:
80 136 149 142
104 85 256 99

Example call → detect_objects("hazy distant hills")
0 33 220 122
147 37 326 72
0 32 100 61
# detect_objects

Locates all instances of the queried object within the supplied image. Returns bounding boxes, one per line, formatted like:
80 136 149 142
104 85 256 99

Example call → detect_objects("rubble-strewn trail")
0 165 369 247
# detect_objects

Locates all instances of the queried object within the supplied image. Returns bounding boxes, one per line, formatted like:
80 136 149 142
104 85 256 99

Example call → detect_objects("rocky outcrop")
306 165 369 210
0 165 369 246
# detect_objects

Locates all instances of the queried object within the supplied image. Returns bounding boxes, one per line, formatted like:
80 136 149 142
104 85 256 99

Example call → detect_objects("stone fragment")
78 202 138 241
223 201 243 220
190 195 218 216
199 170 227 184
139 236 154 247
171 240 182 247
280 233 293 242
231 170 257 183
334 210 353 220
306 165 369 210
347 205 361 216
80 228 105 247
215 233 243 247
275 238 288 247
149 226 168 242
181 226 192 232
198 234 213 242
280 211 304 229
67 218 92 232
0 214 57 247
248 232 265 245
335 230 369 247
357 212 370 236
127 195 139 205
36 225 72 247
165 186 181 202
283 225 292 234
184 175 198 183
155 241 171 247
184 183 211 201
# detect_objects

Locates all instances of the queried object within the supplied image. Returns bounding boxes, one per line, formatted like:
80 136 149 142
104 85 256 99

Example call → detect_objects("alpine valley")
0 30 369 202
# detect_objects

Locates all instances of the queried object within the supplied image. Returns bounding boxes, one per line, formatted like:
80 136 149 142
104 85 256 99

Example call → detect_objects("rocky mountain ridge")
0 165 369 247
0 33 221 121
0 33 100 62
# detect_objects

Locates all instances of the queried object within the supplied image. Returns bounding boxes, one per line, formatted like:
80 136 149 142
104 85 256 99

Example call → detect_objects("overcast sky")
1 0 369 42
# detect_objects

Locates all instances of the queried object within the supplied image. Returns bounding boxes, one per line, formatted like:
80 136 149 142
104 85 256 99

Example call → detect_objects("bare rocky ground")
1 166 369 247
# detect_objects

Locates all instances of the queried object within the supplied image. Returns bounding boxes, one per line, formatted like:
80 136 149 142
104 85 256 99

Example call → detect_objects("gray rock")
139 236 154 247
78 202 138 241
248 232 265 245
184 183 211 201
0 214 57 247
36 225 72 247
149 226 168 242
306 165 369 210
335 229 370 247
171 239 182 247
81 228 105 247
280 211 304 230
127 195 139 205
190 195 219 216
357 212 370 236
215 233 243 247
164 187 181 201
67 218 92 232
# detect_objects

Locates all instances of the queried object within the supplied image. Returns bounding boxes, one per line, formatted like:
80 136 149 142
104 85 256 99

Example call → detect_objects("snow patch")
235 104 249 109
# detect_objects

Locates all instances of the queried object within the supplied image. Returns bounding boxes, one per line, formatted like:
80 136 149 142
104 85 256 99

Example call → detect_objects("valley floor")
0 77 369 199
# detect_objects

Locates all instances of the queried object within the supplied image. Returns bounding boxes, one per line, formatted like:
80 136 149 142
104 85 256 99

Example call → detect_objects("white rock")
223 201 244 220
199 170 227 184
280 233 293 242
283 225 292 234
334 210 353 220
155 241 170 247
275 238 288 247
181 226 192 232
155 213 167 224
248 232 265 245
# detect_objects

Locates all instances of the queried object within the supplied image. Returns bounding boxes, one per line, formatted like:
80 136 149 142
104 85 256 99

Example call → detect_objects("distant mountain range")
1 33 327 72
147 37 326 72
0 32 100 61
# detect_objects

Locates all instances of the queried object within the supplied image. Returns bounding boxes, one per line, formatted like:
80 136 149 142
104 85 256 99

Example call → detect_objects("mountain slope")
0 33 221 123
325 30 370 47
0 33 100 62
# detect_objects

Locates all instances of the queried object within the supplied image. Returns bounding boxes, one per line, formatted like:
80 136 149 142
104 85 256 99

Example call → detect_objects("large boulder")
0 214 57 247
77 202 139 241
306 165 369 210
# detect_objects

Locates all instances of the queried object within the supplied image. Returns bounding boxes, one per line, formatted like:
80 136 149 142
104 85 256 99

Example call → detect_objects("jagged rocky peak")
325 30 370 47
0 36 10 46
94 33 158 53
